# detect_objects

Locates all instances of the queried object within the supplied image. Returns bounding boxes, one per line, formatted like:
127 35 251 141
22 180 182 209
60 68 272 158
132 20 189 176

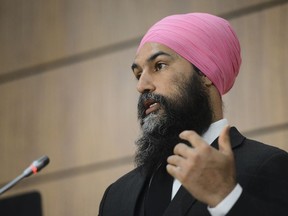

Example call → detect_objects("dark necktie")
145 164 173 216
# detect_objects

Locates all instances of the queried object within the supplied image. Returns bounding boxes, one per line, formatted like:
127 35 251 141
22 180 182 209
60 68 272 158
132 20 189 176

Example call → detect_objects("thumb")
218 125 232 155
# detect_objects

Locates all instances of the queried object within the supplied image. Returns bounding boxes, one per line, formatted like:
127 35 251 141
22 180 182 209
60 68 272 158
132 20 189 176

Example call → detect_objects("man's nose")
136 71 156 93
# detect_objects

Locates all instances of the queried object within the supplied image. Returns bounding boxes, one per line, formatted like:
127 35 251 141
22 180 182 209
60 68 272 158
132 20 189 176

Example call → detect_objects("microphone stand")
0 155 50 195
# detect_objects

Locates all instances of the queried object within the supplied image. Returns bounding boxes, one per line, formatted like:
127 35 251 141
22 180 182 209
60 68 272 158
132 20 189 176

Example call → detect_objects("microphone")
0 155 50 195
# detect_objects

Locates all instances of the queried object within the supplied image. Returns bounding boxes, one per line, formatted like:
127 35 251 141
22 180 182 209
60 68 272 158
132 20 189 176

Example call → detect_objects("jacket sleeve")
227 150 288 216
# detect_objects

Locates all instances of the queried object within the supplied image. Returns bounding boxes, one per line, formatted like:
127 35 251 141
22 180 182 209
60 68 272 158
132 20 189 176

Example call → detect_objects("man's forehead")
134 42 179 63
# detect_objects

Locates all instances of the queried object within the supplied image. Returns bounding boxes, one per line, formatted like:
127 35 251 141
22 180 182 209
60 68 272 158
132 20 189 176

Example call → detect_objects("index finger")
179 130 207 148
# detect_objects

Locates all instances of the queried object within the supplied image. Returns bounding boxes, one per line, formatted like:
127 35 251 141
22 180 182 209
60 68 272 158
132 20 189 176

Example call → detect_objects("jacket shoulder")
99 167 146 216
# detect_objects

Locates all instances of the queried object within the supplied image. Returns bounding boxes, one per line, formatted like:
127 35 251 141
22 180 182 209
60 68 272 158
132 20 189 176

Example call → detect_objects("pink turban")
137 13 241 95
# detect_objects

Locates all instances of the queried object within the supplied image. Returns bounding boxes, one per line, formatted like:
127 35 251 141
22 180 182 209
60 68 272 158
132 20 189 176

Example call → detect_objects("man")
98 13 288 216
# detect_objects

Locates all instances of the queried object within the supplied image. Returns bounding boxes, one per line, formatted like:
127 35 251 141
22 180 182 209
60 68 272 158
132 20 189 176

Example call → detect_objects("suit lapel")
131 173 147 215
163 185 196 216
211 127 245 150
121 167 148 216
230 127 246 149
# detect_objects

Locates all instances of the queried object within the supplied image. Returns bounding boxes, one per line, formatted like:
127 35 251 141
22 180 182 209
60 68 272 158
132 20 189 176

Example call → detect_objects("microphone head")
23 155 50 177
32 155 50 172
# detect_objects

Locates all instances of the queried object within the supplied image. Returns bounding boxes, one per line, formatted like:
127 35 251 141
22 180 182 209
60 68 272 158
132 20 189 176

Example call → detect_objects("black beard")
134 73 213 176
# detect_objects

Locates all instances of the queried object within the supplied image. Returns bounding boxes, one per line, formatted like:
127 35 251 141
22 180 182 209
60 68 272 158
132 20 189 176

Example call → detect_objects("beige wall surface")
0 0 287 215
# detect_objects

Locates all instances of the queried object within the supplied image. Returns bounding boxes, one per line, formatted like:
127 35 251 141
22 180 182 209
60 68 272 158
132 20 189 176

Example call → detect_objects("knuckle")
174 145 181 154
189 154 199 165
201 144 211 154
186 131 197 140
181 130 196 140
186 149 194 158
167 156 173 163
174 143 186 154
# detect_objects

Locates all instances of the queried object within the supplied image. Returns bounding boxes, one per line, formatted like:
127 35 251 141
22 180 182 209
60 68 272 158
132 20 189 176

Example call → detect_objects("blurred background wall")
0 0 287 215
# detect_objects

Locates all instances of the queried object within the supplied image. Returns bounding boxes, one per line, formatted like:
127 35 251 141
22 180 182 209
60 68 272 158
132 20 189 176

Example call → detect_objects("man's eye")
135 72 142 80
155 62 166 71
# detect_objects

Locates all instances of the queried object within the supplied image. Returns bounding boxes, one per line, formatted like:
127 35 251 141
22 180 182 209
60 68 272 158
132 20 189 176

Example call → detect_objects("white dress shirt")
171 119 243 216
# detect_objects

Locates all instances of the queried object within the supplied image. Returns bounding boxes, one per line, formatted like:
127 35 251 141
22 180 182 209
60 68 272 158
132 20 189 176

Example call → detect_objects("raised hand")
166 126 236 207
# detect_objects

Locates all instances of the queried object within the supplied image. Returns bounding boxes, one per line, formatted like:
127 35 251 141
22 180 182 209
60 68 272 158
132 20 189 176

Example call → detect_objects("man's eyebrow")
131 51 173 71
147 51 172 63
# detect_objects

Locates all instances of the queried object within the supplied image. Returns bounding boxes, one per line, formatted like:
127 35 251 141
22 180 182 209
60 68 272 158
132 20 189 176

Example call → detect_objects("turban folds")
137 13 241 95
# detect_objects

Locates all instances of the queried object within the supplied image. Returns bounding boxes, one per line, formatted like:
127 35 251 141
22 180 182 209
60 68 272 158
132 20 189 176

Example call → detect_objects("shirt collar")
202 119 229 145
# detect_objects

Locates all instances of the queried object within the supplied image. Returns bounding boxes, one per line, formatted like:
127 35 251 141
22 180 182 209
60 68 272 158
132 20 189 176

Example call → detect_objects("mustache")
137 92 168 120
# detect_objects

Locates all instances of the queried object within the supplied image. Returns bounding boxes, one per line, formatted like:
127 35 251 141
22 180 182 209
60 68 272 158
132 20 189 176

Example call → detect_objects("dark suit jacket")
99 127 288 215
